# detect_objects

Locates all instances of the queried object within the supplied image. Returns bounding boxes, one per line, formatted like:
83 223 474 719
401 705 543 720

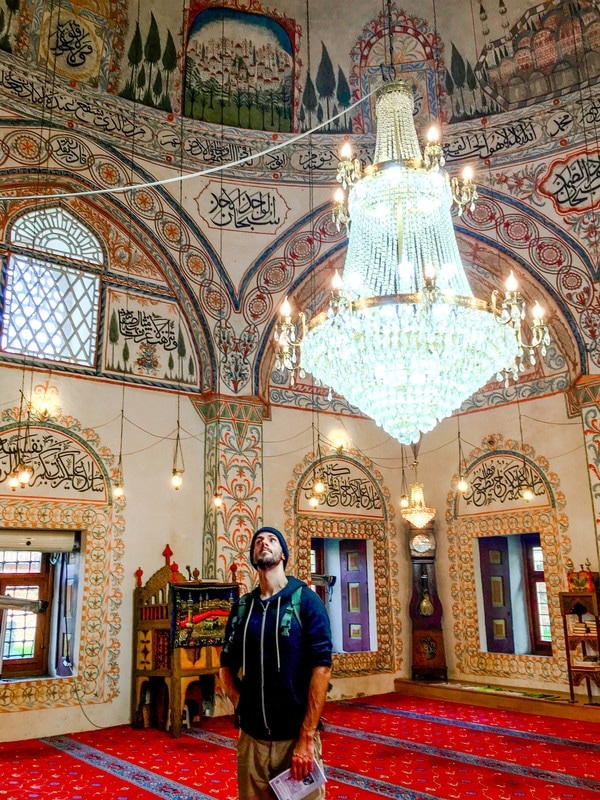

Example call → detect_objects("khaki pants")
236 729 325 800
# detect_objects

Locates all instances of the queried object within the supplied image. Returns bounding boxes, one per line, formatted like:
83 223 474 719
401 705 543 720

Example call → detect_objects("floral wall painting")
184 6 296 132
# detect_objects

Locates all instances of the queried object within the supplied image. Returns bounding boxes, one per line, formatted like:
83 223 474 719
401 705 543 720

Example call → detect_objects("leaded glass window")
11 207 103 264
2 207 102 365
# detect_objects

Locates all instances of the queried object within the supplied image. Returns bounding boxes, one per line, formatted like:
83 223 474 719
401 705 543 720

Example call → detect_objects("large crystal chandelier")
293 81 549 445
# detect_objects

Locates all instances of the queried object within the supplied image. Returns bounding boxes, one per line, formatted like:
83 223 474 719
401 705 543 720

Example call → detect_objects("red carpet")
0 693 599 799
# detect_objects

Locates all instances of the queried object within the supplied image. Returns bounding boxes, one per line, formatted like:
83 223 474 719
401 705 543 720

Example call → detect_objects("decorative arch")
0 158 212 391
284 446 402 678
445 433 571 686
349 5 446 133
0 400 124 712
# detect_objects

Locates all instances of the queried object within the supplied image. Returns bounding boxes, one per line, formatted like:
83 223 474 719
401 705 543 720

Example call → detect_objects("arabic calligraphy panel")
197 179 290 236
456 453 550 516
103 290 200 387
297 457 385 519
36 9 105 87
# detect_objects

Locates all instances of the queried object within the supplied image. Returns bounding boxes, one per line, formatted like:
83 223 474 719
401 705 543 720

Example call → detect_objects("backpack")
230 583 304 639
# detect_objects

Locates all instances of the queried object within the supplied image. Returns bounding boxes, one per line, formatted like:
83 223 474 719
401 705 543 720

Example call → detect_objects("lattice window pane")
0 550 42 573
2 585 39 660
2 254 99 365
10 207 103 265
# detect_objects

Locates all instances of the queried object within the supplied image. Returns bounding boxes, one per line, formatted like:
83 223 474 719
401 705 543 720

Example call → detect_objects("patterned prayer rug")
0 693 599 799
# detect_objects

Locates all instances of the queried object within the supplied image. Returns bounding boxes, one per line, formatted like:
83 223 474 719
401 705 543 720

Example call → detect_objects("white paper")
269 759 326 800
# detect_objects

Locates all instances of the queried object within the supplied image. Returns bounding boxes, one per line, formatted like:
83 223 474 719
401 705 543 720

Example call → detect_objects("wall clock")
409 530 436 557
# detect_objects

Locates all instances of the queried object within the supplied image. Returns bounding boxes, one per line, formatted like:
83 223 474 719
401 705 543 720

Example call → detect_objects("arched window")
1 207 103 366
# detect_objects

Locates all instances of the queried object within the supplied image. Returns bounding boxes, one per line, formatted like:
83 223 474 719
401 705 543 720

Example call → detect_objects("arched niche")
284 448 401 678
0 402 124 712
445 433 571 686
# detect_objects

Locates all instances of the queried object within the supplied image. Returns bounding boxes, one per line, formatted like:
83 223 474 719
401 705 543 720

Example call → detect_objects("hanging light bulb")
171 413 185 491
456 418 469 494
7 471 20 491
16 462 33 487
213 492 223 508
171 469 184 490
309 492 320 508
399 447 410 508
517 401 534 502
113 454 125 500
313 475 326 495
521 484 534 502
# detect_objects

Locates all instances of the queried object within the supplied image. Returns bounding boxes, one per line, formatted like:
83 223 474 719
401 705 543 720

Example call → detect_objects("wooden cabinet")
131 547 238 737
559 591 600 704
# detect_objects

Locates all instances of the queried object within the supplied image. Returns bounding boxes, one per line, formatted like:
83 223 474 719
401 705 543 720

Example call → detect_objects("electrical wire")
0 89 378 204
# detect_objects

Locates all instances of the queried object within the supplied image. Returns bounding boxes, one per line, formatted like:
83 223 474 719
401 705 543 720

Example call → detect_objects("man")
220 526 333 799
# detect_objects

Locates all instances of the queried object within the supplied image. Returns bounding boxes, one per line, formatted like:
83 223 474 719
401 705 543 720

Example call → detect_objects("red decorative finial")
230 563 238 582
163 544 173 566
170 561 181 582
134 567 144 588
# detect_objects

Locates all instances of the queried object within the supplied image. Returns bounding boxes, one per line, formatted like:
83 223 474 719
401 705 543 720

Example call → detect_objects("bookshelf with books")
559 591 600 704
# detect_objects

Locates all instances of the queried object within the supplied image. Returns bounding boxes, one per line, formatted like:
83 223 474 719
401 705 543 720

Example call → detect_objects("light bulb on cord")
457 476 469 493
171 470 184 490
17 463 33 486
521 485 534 502
313 476 326 495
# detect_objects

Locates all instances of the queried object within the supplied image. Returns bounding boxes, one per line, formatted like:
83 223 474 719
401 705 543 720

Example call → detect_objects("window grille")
2 207 103 365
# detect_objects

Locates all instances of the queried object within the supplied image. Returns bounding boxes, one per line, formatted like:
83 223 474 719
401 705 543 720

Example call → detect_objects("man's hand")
290 664 331 781
291 730 314 781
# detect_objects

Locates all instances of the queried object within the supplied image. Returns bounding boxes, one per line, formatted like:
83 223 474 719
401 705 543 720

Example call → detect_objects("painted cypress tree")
161 30 177 111
315 42 335 129
302 73 317 129
0 9 7 52
336 66 351 131
0 0 18 51
143 12 162 106
122 340 130 372
109 310 119 368
121 20 143 100
450 42 466 115
177 326 186 380
153 69 163 103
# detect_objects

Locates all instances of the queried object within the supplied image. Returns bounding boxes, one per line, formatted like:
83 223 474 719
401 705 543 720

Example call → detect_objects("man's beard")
254 550 283 569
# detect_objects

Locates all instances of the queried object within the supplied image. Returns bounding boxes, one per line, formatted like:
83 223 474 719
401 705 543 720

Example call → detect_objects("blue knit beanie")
250 526 289 568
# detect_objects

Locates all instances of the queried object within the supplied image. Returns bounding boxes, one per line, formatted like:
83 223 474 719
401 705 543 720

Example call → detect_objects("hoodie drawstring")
241 597 254 678
275 596 281 671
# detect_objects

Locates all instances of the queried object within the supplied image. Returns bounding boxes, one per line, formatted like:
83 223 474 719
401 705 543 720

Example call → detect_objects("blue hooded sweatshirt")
220 576 332 741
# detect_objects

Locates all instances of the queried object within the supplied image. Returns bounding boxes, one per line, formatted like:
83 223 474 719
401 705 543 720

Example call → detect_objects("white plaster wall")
0 366 207 740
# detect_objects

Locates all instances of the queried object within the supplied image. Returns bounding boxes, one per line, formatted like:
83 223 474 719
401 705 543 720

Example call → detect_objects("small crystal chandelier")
285 80 550 445
401 456 435 529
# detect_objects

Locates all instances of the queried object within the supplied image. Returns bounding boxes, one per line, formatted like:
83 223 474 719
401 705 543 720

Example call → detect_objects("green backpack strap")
279 585 303 637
